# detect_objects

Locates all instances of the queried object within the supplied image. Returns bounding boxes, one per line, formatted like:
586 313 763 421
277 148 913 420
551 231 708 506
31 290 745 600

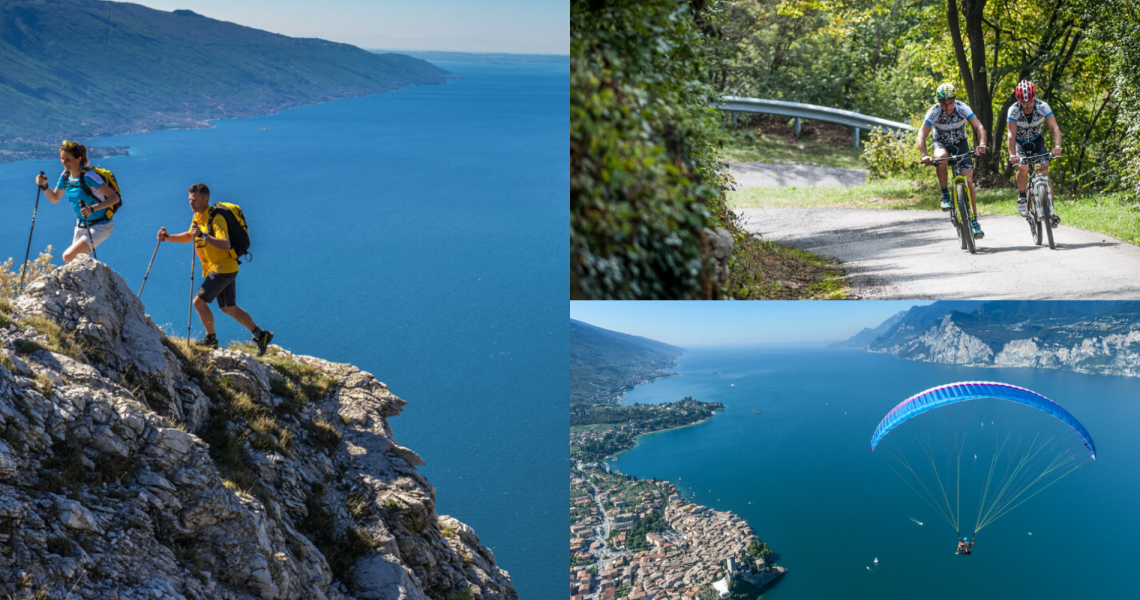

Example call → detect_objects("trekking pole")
188 238 196 342
137 229 164 298
16 171 46 297
79 200 97 261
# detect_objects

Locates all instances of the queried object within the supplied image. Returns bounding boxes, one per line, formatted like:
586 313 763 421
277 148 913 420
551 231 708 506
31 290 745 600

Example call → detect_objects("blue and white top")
923 100 976 145
56 169 110 222
1007 99 1053 142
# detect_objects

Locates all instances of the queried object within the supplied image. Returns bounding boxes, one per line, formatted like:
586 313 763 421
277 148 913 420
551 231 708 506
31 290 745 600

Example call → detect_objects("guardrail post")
794 117 801 138
853 109 862 148
732 111 738 128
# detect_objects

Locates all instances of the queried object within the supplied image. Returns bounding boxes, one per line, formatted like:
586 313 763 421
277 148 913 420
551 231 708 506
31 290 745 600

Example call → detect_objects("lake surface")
609 346 1140 600
0 61 566 598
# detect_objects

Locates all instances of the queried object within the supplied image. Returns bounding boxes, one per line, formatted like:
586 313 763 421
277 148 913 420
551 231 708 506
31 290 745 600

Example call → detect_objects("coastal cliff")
0 258 515 599
874 304 1140 377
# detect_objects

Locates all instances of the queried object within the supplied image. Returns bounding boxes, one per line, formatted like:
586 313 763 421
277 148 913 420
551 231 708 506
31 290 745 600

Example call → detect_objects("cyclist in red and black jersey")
1006 80 1063 223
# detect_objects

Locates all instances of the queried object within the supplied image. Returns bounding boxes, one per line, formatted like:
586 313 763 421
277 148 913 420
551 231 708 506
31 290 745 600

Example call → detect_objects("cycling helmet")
1014 80 1036 103
935 83 956 100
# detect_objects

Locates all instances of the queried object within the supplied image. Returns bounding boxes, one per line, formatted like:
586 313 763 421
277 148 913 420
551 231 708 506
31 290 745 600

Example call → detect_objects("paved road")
736 207 1140 299
728 161 867 188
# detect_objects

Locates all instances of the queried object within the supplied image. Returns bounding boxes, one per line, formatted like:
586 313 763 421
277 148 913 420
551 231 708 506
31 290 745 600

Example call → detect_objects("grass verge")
727 234 848 299
729 178 1140 245
723 118 866 170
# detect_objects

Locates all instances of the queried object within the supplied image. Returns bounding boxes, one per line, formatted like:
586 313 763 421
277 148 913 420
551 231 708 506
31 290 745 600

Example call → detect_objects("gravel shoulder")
736 207 1140 299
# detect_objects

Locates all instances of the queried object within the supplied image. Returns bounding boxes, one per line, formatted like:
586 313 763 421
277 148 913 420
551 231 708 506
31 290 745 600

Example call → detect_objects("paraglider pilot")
956 536 974 555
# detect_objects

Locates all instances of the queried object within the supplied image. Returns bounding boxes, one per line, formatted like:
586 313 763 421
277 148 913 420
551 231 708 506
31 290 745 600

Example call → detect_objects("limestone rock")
0 258 515 600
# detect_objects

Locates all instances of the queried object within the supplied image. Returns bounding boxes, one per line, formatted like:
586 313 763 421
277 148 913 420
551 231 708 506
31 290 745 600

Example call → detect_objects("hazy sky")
127 0 568 54
570 301 933 347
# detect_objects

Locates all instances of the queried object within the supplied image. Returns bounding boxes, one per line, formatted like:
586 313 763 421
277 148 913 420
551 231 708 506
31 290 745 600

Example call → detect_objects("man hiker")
158 183 273 355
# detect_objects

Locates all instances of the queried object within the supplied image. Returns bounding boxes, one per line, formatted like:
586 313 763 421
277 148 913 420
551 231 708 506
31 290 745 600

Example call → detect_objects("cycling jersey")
923 100 976 145
1007 100 1053 142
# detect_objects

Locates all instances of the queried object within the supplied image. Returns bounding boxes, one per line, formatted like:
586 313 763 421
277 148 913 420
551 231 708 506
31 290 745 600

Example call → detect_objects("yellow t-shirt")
193 209 239 275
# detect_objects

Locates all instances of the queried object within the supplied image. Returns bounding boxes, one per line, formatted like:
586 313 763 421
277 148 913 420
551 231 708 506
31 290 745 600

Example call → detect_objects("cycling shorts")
1015 135 1047 158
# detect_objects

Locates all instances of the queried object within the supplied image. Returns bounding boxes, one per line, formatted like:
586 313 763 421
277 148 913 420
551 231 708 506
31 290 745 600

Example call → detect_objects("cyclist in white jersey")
1007 80 1063 222
918 83 988 238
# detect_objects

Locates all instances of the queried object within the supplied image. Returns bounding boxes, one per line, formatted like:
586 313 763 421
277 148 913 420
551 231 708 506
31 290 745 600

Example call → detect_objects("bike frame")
1019 153 1056 248
1026 159 1053 221
927 151 979 253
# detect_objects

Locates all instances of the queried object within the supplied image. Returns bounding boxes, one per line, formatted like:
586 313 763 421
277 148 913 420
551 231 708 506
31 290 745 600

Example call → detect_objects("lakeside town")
571 464 786 600
570 398 724 463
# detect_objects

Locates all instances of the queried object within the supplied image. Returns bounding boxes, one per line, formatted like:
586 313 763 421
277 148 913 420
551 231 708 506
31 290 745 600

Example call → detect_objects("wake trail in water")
909 516 923 526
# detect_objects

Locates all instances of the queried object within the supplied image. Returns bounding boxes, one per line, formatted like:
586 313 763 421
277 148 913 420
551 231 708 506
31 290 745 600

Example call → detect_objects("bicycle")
1016 153 1058 249
925 151 979 254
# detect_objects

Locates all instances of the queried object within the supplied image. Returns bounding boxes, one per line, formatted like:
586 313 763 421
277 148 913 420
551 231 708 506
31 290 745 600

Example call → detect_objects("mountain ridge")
0 0 449 162
570 319 683 406
836 301 1139 377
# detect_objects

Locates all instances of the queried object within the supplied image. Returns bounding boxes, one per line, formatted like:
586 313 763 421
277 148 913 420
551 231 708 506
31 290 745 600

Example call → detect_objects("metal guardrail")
715 96 915 147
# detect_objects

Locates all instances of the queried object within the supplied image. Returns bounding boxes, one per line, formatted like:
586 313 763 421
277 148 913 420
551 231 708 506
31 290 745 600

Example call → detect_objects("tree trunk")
962 0 999 183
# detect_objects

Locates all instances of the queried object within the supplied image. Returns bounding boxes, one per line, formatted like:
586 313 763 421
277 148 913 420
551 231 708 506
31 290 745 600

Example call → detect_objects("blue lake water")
0 61 566 598
608 346 1140 600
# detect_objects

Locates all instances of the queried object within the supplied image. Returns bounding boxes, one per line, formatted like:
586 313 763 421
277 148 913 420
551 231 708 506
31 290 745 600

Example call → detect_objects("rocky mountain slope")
849 301 1140 377
0 258 515 599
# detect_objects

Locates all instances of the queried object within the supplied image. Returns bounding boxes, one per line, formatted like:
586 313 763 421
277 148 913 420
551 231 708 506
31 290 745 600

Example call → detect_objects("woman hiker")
35 141 120 263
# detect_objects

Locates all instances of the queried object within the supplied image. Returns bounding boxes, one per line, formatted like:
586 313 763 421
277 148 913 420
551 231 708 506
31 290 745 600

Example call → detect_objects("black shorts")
932 140 974 172
1015 135 1047 158
198 271 237 308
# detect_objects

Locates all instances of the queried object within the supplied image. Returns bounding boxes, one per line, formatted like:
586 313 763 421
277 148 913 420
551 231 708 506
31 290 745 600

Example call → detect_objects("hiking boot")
254 329 274 357
197 333 218 350
1051 214 1061 228
971 220 984 239
1017 197 1029 218
940 192 952 212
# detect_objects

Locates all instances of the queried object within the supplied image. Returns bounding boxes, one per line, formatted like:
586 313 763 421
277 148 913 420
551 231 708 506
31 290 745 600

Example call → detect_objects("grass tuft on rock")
18 315 86 360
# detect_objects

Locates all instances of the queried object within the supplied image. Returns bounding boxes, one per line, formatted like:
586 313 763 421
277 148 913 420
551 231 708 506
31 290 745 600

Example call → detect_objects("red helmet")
1014 80 1036 103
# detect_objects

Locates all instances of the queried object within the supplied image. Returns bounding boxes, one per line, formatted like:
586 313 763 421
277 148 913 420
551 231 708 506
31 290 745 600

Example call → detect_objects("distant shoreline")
0 81 447 166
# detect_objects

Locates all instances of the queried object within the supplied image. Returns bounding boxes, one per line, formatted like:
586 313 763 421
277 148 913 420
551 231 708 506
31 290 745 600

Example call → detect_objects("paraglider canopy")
871 381 1096 459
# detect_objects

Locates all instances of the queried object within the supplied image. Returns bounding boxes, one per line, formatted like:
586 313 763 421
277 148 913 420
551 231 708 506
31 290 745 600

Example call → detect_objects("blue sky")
570 301 933 346
129 0 568 54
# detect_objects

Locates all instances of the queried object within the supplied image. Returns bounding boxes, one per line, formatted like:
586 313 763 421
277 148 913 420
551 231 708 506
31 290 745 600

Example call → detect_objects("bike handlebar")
1014 153 1055 165
923 150 977 167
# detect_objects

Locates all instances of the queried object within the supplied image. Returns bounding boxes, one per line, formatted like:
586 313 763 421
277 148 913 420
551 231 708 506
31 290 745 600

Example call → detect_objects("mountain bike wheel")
1028 193 1043 246
1039 183 1055 249
957 184 976 254
948 193 966 249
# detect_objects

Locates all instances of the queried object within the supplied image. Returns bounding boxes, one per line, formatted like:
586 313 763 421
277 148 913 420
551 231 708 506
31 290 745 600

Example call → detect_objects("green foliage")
445 588 474 600
571 0 731 299
747 538 773 561
617 509 672 552
727 576 767 599
863 129 924 181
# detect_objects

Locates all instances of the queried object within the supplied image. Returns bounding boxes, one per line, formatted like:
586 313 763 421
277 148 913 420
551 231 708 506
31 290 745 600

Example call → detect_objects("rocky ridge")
0 257 515 600
876 310 1140 377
